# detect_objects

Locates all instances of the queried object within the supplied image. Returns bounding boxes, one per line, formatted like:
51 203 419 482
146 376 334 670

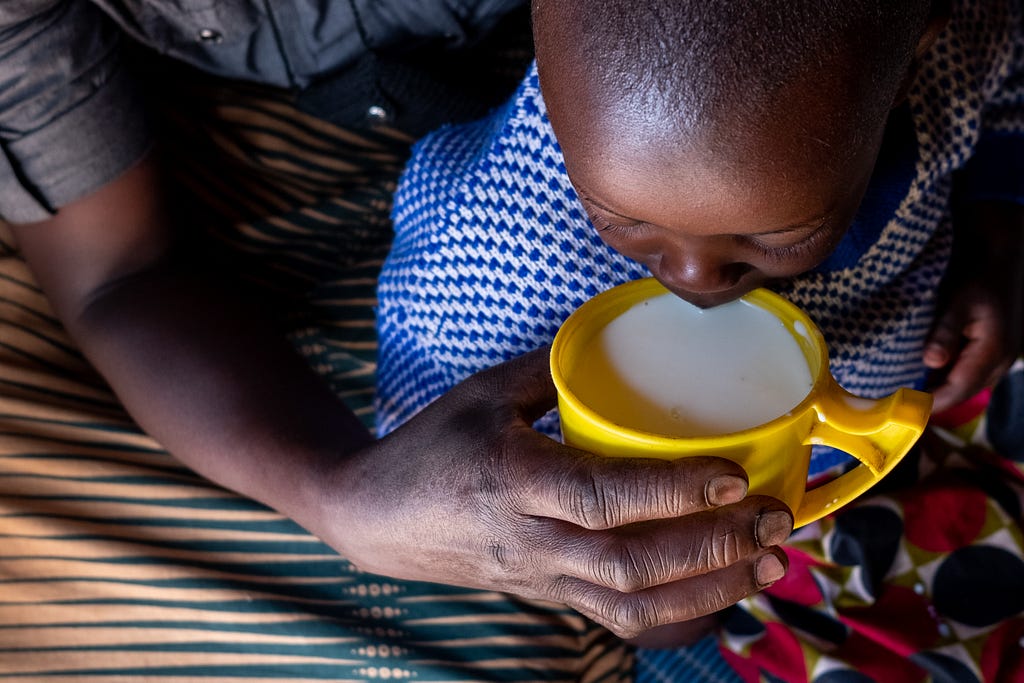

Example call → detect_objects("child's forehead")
566 141 846 232
554 67 876 185
555 77 886 235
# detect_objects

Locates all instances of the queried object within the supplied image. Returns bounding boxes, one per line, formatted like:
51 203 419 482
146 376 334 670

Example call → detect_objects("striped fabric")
0 65 631 681
636 639 740 683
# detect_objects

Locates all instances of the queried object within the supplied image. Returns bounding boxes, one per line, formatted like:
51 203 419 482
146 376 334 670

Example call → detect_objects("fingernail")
705 475 747 506
923 344 948 366
755 553 786 586
755 510 793 548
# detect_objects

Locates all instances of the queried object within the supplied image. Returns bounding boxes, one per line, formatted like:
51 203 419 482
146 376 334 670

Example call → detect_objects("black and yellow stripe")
0 65 631 682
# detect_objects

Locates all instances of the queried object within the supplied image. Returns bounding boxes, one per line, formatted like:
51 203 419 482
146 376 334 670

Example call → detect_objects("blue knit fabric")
636 637 742 683
813 105 917 274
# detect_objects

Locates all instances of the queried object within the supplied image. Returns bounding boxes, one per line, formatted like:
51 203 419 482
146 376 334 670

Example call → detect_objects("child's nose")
656 243 752 300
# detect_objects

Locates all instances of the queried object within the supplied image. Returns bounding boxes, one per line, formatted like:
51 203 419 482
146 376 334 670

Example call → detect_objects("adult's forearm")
65 263 372 521
10 155 372 523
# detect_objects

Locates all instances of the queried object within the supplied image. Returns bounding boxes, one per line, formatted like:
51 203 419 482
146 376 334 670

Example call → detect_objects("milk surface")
569 293 814 436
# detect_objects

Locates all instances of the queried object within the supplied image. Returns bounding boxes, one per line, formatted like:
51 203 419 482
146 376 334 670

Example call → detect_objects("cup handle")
793 378 933 527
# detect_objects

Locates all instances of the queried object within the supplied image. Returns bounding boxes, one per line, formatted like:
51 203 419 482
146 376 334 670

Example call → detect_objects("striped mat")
0 66 632 682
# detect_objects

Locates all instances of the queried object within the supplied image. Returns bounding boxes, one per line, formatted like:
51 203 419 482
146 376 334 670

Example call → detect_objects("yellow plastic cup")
550 278 933 528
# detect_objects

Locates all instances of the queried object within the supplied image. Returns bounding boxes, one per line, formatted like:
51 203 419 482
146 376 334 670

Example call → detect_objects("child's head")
533 0 945 307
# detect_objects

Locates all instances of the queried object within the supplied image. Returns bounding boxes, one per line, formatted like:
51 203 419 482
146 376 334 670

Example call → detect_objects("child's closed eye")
591 215 653 237
744 223 830 264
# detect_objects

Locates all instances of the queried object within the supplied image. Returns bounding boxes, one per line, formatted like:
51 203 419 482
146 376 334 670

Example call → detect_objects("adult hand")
303 347 792 638
925 201 1024 412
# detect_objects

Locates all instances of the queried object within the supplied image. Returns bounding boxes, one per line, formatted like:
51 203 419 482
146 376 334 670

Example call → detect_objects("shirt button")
197 28 223 43
367 105 390 125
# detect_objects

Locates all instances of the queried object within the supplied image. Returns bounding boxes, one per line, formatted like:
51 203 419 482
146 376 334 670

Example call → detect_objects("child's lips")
664 285 757 309
651 266 771 309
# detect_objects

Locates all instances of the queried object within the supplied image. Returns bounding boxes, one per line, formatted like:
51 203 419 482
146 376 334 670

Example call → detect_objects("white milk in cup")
568 292 814 437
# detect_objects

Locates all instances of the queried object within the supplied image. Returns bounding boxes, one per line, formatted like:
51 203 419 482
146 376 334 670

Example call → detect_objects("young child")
377 0 1024 680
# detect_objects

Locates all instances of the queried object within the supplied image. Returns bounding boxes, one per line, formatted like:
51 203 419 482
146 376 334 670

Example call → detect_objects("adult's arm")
10 154 374 517
2 0 373 519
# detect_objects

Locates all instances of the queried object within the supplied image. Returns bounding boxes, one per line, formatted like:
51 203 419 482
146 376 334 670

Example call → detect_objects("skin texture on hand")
925 201 1024 412
302 348 793 639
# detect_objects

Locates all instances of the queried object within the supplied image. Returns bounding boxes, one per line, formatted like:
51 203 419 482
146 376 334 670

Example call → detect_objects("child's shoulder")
392 62 569 240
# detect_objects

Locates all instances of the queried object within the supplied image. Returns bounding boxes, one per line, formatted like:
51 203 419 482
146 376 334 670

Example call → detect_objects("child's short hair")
533 0 933 134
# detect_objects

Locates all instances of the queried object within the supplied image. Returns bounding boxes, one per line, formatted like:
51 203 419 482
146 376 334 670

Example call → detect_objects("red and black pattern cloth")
721 366 1024 682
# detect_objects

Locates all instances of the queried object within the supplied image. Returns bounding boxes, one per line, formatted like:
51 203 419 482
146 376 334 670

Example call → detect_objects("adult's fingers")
550 546 789 638
456 347 752 529
515 443 750 529
534 497 793 593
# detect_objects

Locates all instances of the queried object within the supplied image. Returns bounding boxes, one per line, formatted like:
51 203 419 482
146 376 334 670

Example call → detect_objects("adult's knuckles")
599 593 667 638
484 537 529 576
472 527 559 595
542 457 623 529
553 458 691 529
591 536 666 593
590 514 751 594
691 513 748 571
547 575 677 638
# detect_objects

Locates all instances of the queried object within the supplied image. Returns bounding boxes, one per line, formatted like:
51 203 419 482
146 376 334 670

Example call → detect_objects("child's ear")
892 1 951 107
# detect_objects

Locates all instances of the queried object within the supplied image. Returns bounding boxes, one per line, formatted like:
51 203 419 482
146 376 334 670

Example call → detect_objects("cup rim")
549 277 832 445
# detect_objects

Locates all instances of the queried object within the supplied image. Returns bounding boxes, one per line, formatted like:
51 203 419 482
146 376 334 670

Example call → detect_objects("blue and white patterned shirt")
376 0 1024 477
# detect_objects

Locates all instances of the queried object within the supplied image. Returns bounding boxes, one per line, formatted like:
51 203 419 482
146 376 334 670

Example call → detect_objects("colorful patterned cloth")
721 389 1024 682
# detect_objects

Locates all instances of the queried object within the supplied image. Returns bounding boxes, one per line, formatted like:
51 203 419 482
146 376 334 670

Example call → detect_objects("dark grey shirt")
0 0 523 223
